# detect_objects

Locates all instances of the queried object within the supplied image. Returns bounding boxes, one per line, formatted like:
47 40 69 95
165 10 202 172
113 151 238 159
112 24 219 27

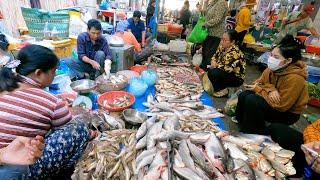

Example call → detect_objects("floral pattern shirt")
212 44 246 79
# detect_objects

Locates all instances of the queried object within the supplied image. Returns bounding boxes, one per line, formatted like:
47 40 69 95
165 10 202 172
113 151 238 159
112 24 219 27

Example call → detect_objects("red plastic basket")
98 91 135 112
167 24 183 34
306 45 320 55
130 65 147 74
308 97 320 107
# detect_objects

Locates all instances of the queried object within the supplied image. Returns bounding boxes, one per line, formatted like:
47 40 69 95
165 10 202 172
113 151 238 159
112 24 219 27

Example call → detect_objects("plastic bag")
202 72 214 96
187 16 208 43
224 90 242 116
100 0 110 10
192 53 202 66
243 33 255 43
128 77 148 97
141 70 158 86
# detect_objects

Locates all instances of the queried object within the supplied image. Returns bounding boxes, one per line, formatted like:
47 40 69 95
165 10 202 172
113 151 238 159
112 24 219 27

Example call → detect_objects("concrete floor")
212 64 320 133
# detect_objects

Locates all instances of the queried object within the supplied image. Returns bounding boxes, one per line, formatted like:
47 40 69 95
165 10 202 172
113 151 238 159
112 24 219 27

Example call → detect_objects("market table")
131 86 226 130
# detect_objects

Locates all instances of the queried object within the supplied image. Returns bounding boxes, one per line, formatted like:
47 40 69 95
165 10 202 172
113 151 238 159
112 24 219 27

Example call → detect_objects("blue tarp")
131 86 225 130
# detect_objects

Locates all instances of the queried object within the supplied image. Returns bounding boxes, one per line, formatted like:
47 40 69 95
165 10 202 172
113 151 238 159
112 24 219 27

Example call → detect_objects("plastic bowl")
130 65 147 74
98 91 135 112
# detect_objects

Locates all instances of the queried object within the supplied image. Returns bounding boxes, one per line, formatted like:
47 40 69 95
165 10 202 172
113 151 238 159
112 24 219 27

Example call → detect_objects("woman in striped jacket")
0 45 90 179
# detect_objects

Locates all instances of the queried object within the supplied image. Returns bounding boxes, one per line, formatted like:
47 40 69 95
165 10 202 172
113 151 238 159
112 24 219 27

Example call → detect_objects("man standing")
128 11 148 48
66 19 112 79
235 0 254 45
201 0 228 70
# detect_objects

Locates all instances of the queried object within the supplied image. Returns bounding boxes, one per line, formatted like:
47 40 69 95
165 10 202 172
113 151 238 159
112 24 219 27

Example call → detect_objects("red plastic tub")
98 91 135 112
306 45 320 55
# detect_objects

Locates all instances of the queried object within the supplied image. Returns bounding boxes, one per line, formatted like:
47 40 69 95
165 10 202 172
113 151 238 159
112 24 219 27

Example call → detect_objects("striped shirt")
0 77 71 148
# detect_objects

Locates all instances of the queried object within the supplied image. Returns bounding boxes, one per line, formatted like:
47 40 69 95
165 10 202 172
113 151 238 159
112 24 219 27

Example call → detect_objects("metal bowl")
70 79 97 94
122 109 148 125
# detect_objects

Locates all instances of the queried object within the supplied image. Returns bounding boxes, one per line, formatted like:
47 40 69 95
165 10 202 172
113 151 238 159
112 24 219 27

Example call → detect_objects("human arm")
203 1 227 28
309 27 320 38
102 39 112 60
142 31 146 47
51 99 72 128
0 136 44 165
130 32 142 53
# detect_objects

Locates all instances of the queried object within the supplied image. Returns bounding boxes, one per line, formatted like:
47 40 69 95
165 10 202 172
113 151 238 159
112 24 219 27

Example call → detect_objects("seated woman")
0 45 90 179
267 119 320 178
236 35 308 135
207 29 246 97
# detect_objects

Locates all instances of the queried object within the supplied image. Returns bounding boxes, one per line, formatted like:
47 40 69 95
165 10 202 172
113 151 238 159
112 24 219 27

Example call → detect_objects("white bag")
192 53 202 66
169 40 187 53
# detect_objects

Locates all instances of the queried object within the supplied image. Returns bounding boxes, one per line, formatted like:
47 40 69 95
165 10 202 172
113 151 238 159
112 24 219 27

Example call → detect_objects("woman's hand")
211 60 218 68
244 83 257 91
269 90 281 104
302 142 320 174
0 136 44 165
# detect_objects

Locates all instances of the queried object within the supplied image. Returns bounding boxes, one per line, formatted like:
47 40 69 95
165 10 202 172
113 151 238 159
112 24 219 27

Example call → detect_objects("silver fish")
189 132 211 144
147 121 164 149
136 135 147 150
269 159 287 174
179 140 195 170
233 159 255 180
253 167 273 180
205 133 228 172
102 113 122 128
136 116 157 140
136 147 157 164
224 142 248 161
174 149 186 168
136 153 157 173
194 166 210 180
276 149 295 159
285 161 296 176
149 150 166 170
173 166 203 180
163 115 180 131
161 167 169 180
261 147 276 160
156 130 192 141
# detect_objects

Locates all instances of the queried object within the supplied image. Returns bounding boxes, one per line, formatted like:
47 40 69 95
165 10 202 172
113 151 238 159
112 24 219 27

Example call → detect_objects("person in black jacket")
180 0 191 39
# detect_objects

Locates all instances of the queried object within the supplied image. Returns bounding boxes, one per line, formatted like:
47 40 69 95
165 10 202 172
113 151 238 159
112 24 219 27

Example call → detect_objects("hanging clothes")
30 0 41 8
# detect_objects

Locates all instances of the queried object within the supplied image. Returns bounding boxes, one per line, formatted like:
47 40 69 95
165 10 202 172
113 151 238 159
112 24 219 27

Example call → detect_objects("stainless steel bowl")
123 109 148 125
70 79 97 94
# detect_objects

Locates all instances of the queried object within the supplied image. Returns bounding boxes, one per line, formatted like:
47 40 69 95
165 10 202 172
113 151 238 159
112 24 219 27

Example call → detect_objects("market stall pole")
152 0 160 38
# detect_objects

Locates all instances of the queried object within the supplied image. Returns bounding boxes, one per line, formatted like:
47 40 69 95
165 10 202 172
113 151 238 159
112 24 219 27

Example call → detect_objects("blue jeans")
64 50 106 79
0 165 29 180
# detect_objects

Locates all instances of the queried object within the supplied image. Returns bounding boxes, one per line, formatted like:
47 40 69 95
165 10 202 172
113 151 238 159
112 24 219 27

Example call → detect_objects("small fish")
261 147 276 160
257 158 272 173
233 159 255 180
174 149 186 168
276 149 295 159
136 116 156 140
136 135 147 150
179 140 195 170
149 150 166 170
253 167 273 180
223 142 248 161
156 130 192 141
146 121 164 149
263 142 282 152
285 161 296 176
189 132 211 144
173 166 203 180
194 166 210 180
269 159 287 174
205 133 227 172
163 115 180 131
136 153 157 173
136 148 157 164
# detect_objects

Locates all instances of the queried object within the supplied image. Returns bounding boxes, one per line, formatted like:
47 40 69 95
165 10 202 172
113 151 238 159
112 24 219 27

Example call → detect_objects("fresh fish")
136 153 157 173
147 121 164 149
146 116 157 128
276 149 295 159
261 147 276 160
253 167 273 180
179 140 195 170
161 167 169 180
149 150 166 170
263 142 282 152
194 166 210 180
269 159 287 174
238 133 272 144
257 158 272 173
102 113 122 128
242 143 263 152
205 133 227 172
173 166 203 180
136 148 157 164
136 135 147 150
156 130 192 141
285 161 296 176
174 149 186 168
233 159 255 180
275 155 290 164
224 142 248 161
189 132 211 144
157 141 168 149
163 115 180 131
136 116 156 140
275 170 286 179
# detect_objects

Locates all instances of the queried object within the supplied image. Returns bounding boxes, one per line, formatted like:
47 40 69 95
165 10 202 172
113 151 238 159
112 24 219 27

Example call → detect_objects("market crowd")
0 0 319 179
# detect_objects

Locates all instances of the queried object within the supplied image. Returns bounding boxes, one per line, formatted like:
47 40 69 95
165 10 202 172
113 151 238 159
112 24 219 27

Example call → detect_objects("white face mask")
267 56 282 71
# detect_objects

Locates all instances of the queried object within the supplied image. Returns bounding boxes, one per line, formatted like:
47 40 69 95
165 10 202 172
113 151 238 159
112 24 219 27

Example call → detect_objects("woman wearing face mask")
235 35 308 135
207 30 246 97
0 45 90 179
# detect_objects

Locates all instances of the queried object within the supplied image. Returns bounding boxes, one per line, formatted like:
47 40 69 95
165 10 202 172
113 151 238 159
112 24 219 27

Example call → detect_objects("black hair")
277 35 303 63
230 9 237 17
133 11 142 18
0 33 9 51
87 19 102 31
0 45 58 92
225 29 238 43
311 1 315 5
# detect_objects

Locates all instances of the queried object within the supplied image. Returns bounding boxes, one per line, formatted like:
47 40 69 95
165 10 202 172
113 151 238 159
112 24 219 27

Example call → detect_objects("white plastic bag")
169 40 187 53
192 54 202 66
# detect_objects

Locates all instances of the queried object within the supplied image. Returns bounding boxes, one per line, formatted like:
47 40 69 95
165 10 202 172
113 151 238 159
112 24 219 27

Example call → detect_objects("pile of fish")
73 110 125 131
72 129 137 180
103 95 131 108
135 116 296 179
155 66 203 102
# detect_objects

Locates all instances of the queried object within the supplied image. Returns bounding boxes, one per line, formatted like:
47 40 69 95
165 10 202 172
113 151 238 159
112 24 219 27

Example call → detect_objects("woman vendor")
235 35 308 135
207 30 246 97
266 121 320 179
0 45 90 179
